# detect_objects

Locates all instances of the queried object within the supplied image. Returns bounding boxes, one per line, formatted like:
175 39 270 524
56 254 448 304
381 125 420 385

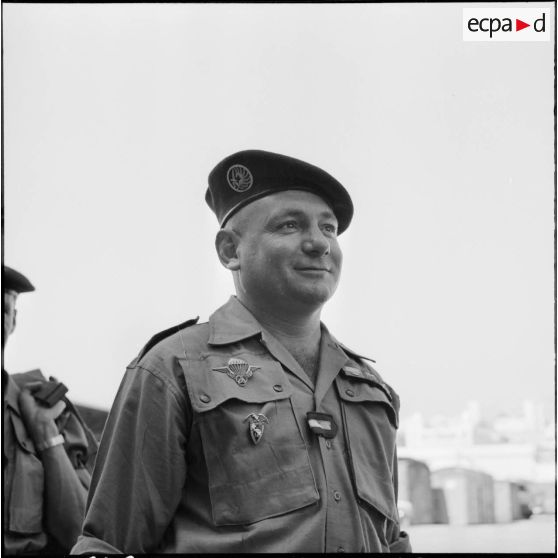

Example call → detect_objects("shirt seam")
132 363 186 406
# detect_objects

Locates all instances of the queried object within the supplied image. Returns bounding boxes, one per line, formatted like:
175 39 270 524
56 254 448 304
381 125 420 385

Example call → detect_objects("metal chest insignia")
212 358 261 387
244 413 269 445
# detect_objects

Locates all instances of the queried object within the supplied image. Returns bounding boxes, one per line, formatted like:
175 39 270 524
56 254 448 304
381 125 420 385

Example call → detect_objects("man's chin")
291 286 335 308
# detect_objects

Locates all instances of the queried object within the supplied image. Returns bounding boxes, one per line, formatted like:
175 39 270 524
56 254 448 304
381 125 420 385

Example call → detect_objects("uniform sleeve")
71 362 190 554
40 444 88 550
387 446 412 553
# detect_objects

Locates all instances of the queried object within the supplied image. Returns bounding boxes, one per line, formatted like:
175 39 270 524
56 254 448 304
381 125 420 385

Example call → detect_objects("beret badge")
226 164 253 193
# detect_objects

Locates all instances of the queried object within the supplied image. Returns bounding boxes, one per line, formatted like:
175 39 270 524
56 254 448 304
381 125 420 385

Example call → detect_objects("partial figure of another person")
73 150 411 553
3 266 96 555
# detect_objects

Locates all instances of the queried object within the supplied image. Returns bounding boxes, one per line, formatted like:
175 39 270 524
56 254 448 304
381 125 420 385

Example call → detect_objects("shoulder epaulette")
336 341 376 364
138 317 199 360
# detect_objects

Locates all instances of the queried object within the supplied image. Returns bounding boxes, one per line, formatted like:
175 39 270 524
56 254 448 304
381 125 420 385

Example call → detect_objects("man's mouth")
294 267 330 273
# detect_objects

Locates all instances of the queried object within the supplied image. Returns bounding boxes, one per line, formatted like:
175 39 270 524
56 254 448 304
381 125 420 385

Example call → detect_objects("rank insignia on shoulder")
213 358 261 387
307 412 338 439
244 413 269 445
342 365 392 401
342 365 363 377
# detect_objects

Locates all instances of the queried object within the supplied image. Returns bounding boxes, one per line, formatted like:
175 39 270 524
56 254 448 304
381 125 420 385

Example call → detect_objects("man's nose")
301 226 330 256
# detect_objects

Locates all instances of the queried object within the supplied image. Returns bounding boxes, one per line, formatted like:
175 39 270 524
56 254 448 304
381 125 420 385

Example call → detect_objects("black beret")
3 266 35 293
206 150 354 234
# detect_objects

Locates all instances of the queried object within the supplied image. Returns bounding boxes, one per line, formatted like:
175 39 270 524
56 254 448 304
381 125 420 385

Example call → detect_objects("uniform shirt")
3 371 49 554
3 370 93 555
73 297 411 554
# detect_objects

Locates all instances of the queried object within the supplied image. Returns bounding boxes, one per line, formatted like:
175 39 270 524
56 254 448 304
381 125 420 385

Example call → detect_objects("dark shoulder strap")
56 400 99 474
137 317 200 361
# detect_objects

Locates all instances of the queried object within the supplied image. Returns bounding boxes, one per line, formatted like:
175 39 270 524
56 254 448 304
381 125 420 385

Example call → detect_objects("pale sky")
2 3 555 420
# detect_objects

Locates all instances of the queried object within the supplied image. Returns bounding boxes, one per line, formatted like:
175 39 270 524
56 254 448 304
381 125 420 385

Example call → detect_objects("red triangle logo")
516 19 530 31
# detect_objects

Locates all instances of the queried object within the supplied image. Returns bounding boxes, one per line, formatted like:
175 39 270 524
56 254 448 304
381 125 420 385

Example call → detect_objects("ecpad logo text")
463 8 550 41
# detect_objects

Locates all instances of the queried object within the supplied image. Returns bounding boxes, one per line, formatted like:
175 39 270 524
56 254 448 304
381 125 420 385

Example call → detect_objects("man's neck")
236 295 324 383
237 294 322 341
238 296 322 383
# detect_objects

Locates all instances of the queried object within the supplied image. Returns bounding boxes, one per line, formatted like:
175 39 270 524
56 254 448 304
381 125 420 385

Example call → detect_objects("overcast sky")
3 3 554 420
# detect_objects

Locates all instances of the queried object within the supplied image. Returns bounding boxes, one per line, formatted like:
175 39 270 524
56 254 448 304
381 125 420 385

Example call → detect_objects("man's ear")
215 229 241 271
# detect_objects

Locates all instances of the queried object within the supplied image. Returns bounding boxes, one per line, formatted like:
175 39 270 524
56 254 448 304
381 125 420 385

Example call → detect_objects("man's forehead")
4 290 18 302
252 190 337 218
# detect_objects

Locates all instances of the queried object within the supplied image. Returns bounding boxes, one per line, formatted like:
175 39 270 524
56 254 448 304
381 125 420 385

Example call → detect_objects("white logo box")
463 8 551 41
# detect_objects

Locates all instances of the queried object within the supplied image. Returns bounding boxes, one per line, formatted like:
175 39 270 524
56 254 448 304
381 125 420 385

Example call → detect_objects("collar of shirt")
207 296 262 346
206 297 375 401
207 297 311 386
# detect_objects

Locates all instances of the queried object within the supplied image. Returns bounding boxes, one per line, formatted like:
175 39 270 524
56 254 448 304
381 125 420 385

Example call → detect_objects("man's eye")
280 221 298 230
322 223 338 234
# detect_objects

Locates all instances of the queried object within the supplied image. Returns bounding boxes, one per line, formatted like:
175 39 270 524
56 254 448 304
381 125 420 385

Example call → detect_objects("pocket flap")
180 353 292 412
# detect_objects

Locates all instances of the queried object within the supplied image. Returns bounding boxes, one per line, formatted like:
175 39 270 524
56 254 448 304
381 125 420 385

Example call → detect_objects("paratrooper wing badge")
212 357 260 387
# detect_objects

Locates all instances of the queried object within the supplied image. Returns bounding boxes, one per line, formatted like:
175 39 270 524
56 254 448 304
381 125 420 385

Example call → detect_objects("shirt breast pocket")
8 413 45 534
336 373 399 524
181 353 319 526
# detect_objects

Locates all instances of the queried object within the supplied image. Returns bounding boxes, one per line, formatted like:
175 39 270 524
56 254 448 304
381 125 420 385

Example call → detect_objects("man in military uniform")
3 266 92 554
73 150 411 553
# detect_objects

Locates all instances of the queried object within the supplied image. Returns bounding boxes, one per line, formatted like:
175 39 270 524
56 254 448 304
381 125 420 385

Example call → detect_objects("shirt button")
345 389 355 397
333 490 341 502
273 384 283 392
337 546 345 553
199 394 211 403
325 440 332 449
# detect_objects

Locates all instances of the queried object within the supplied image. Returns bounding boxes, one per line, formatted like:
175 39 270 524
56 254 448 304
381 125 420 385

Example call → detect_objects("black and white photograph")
2 2 555 554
